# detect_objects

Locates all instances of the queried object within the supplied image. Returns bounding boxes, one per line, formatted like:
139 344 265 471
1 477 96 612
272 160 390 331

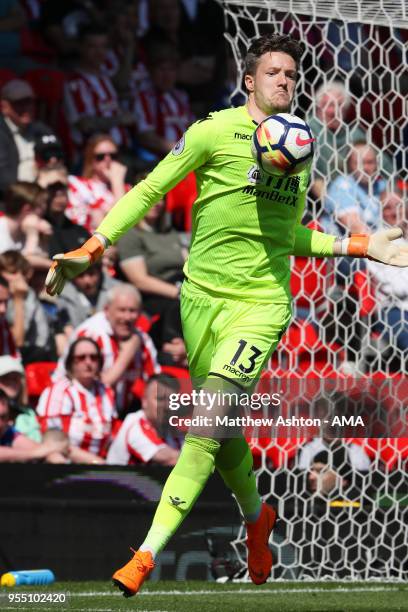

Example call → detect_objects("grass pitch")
1 580 407 611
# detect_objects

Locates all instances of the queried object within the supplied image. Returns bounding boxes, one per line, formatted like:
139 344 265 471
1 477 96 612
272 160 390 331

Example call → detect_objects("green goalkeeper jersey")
97 105 335 303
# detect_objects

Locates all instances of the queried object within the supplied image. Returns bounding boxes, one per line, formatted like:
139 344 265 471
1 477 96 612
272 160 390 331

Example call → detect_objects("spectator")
54 284 160 416
298 438 371 473
57 260 119 329
37 337 114 461
0 79 57 193
308 81 393 202
0 250 50 361
368 195 408 354
0 275 18 357
0 1 26 71
134 42 194 158
39 0 104 63
322 141 386 236
306 449 350 497
67 134 128 232
117 197 186 365
0 388 67 462
63 25 136 158
143 0 223 114
34 133 66 172
40 169 90 257
0 354 41 442
107 373 181 465
40 428 103 464
0 182 52 270
103 1 150 103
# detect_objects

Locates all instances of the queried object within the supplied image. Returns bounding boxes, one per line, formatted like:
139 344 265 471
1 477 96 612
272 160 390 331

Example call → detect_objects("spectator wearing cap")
0 79 57 193
0 354 41 442
35 133 66 171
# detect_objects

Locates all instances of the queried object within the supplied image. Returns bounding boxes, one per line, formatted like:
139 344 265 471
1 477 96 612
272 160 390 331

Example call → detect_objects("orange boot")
246 503 277 585
112 549 155 597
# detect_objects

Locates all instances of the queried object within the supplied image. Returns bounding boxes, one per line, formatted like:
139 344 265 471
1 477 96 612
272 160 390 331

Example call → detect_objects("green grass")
1 580 407 611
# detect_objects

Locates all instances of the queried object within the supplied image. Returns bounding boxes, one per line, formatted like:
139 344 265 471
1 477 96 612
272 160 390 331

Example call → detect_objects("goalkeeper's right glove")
45 234 106 296
344 228 408 266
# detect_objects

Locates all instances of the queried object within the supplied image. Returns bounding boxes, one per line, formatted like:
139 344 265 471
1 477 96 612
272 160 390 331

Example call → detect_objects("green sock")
140 434 220 557
215 436 262 523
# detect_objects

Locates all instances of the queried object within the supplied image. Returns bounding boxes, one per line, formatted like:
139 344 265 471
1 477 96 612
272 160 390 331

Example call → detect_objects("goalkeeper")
46 33 408 596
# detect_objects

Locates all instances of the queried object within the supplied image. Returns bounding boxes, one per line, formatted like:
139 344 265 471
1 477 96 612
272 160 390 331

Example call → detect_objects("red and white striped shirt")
53 311 160 413
106 410 179 465
102 49 151 101
36 377 117 456
0 318 17 357
64 70 131 148
133 87 194 142
67 175 117 232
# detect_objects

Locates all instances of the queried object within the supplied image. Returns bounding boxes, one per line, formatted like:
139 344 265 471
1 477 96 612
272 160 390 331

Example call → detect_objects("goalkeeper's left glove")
344 228 408 266
45 234 106 296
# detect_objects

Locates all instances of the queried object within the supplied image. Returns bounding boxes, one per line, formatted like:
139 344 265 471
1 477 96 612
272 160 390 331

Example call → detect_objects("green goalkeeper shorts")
180 279 292 390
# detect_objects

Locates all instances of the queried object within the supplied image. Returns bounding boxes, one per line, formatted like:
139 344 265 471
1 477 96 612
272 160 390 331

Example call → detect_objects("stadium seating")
25 361 56 402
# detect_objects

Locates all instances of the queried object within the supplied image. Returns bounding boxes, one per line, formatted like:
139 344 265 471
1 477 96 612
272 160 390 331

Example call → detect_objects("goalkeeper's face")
245 51 297 116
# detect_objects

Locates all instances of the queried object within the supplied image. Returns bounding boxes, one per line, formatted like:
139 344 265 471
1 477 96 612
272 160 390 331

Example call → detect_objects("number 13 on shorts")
181 282 292 390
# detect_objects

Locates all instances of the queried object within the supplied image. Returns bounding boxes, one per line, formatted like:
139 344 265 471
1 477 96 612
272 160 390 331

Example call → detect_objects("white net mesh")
217 0 408 580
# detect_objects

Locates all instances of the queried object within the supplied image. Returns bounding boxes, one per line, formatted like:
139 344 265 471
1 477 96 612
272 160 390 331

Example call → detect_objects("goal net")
216 0 408 580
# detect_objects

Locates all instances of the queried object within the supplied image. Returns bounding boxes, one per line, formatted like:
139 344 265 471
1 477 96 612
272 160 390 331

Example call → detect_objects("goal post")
215 0 408 580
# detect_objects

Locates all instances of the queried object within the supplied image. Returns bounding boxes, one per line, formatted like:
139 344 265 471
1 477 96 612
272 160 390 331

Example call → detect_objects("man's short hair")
244 33 303 77
315 80 351 109
105 283 142 306
3 182 43 217
146 373 181 394
0 250 31 277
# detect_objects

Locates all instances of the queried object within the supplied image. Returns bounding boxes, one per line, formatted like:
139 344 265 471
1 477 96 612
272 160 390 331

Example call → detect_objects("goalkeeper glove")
45 234 106 296
344 228 408 266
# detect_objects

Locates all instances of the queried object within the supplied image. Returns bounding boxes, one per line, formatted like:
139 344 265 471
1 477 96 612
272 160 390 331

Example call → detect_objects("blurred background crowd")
0 0 406 486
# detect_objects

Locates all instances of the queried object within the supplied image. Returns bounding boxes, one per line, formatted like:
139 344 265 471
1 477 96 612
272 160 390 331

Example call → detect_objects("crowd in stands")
0 1 406 478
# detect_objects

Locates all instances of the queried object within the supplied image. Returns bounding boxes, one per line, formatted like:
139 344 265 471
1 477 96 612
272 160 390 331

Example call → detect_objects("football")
251 113 315 176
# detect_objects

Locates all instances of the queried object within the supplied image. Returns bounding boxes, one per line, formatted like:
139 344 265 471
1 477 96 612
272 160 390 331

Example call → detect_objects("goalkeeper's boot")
246 502 277 585
112 548 155 597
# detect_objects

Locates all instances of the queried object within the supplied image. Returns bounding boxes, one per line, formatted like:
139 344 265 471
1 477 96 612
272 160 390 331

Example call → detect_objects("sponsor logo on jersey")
242 185 297 207
234 132 252 140
245 165 301 206
247 164 262 184
172 135 185 156
222 364 251 383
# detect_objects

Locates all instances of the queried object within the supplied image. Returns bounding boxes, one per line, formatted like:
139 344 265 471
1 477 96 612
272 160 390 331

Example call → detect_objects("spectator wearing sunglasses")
36 337 117 461
67 133 129 233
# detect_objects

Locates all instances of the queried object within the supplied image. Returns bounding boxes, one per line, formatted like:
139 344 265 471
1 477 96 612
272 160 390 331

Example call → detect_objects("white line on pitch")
70 586 404 597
